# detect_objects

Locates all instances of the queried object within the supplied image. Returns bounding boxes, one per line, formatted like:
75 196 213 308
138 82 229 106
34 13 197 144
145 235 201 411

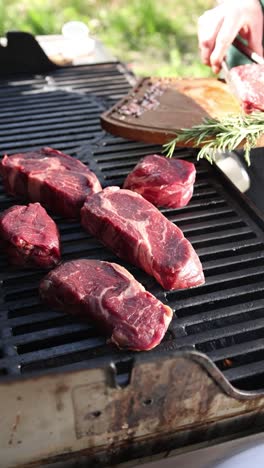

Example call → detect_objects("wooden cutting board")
101 77 264 148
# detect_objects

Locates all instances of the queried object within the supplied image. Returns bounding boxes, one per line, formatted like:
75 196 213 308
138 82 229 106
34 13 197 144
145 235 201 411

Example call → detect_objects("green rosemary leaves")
163 112 264 166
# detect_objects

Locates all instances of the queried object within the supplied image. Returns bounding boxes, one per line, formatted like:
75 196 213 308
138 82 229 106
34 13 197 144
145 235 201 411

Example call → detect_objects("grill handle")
0 31 60 75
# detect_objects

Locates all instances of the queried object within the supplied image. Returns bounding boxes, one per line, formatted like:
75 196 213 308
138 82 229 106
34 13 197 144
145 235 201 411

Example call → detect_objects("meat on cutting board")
39 259 173 351
229 63 264 113
0 203 61 268
0 147 102 218
123 154 196 208
81 187 204 290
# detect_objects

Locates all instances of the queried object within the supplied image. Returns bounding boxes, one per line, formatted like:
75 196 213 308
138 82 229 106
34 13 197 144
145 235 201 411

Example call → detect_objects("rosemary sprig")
163 112 264 166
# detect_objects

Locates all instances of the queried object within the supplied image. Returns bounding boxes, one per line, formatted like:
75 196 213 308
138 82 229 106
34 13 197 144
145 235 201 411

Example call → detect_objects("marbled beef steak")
81 187 205 290
0 147 102 218
0 202 61 268
123 154 196 208
229 63 264 113
39 259 173 351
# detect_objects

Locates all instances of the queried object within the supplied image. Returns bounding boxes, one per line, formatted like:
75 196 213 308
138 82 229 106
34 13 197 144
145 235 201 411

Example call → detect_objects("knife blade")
221 59 240 101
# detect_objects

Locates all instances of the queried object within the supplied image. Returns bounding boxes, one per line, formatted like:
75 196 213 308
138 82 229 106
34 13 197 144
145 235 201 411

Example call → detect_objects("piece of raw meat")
229 63 264 113
39 259 173 351
81 187 204 290
123 154 195 208
0 203 61 268
0 147 102 218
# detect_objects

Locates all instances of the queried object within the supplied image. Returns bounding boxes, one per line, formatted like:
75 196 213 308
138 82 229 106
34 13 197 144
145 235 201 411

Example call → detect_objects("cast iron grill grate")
0 63 132 156
0 63 264 393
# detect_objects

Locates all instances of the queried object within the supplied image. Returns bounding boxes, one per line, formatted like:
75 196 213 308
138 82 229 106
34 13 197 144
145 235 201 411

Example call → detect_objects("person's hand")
198 0 264 73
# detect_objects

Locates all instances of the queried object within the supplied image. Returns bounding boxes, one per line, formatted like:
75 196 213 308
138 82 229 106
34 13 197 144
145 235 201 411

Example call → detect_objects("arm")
198 0 264 73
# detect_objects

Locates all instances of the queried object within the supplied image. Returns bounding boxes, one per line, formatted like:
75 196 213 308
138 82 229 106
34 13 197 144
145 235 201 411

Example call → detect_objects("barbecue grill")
1 32 264 468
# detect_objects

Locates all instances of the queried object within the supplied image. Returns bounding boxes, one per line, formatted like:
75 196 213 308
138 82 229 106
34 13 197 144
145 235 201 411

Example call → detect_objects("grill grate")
0 63 132 156
0 63 264 392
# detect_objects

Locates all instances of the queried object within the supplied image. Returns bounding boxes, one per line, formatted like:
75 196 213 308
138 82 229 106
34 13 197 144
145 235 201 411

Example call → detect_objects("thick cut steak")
81 187 204 290
40 259 173 351
229 63 264 113
0 147 102 218
123 154 195 208
0 203 61 268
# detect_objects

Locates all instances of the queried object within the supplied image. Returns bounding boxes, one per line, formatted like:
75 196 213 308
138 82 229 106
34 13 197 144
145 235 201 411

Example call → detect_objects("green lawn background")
0 0 214 77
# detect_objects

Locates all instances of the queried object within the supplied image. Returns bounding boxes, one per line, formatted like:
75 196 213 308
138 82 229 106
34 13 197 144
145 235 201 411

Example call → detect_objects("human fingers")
241 14 264 56
244 0 264 56
197 9 223 66
210 15 244 72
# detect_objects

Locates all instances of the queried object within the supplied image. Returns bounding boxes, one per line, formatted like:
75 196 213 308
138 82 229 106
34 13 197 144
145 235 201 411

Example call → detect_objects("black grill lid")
0 32 59 74
0 63 264 393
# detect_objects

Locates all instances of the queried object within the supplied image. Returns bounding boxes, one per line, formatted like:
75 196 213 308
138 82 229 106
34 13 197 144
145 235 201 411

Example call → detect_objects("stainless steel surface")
136 432 264 468
2 351 264 467
215 151 250 193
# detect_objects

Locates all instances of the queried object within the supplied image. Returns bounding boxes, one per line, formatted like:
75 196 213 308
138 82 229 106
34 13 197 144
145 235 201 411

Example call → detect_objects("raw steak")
123 154 195 208
229 63 264 113
0 203 61 268
0 147 102 218
81 187 204 290
39 259 173 351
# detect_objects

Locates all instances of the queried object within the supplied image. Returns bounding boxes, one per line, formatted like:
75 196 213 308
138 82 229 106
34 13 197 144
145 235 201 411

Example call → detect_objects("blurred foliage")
0 0 215 77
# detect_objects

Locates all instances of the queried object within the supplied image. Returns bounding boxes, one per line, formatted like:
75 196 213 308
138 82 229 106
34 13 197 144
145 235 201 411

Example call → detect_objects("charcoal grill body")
1 33 264 467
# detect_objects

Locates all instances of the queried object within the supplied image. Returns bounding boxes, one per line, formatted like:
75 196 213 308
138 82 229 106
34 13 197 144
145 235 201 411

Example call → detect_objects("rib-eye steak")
39 259 173 351
81 187 204 290
123 154 196 208
0 147 102 218
0 203 61 268
229 63 264 113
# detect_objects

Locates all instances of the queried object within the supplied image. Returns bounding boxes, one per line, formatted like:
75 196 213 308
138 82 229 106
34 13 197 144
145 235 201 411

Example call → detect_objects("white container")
61 21 95 60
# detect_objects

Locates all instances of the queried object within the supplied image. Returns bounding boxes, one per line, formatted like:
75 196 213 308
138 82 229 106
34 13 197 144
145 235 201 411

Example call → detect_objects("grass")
0 0 215 77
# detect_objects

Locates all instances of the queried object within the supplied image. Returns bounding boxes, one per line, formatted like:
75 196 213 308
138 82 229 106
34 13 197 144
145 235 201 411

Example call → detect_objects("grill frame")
1 139 264 390
2 349 264 468
0 59 264 467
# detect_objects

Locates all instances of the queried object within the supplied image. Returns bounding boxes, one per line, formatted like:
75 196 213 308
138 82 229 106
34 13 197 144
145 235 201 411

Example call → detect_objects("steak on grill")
229 63 264 113
81 187 204 290
123 154 196 208
39 259 173 351
0 147 102 218
0 202 61 268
